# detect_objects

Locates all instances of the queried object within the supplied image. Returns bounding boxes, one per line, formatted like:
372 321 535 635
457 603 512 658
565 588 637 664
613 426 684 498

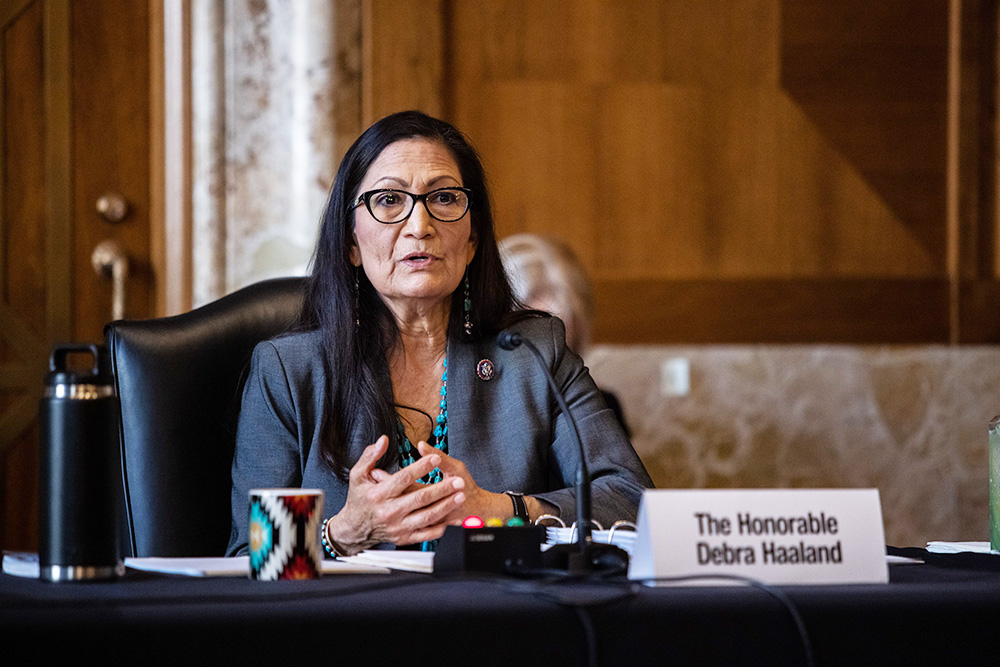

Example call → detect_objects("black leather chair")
104 277 305 557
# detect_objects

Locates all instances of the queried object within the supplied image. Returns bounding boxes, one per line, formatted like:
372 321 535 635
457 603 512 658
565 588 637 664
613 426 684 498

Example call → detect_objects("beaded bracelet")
320 516 341 559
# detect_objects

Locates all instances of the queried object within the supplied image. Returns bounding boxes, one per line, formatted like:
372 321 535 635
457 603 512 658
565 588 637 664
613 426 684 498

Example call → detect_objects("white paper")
0 552 389 578
341 550 435 574
886 555 923 565
926 541 997 555
545 527 637 554
125 556 389 576
2 551 39 577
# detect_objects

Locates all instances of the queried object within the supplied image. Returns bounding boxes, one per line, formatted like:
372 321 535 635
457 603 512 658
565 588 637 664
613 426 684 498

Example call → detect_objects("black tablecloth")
1 561 998 665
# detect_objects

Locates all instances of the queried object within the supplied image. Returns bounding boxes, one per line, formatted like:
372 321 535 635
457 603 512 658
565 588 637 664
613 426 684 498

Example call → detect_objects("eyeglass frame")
351 186 474 224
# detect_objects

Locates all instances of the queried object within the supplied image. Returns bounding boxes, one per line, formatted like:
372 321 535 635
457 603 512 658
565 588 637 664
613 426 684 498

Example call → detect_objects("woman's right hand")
324 435 466 555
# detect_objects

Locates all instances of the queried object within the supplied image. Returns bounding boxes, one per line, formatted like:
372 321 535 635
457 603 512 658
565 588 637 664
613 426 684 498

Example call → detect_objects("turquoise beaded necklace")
396 357 448 550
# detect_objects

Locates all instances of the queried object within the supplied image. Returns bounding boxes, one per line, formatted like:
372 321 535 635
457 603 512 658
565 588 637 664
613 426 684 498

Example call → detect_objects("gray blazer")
226 315 652 555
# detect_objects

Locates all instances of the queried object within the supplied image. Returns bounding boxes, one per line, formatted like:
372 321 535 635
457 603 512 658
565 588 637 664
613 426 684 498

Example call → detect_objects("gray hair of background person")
499 233 594 354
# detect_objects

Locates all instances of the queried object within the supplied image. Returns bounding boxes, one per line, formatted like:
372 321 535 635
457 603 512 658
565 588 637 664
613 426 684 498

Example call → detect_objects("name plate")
628 489 888 585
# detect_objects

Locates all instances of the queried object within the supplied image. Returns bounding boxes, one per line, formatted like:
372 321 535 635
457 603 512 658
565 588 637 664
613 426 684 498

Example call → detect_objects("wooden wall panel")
364 0 995 343
2 0 45 336
593 85 705 278
0 0 153 552
455 82 602 267
594 278 951 344
445 0 948 281
953 0 999 344
0 0 49 554
958 0 997 281
781 0 949 262
71 0 151 341
362 0 443 124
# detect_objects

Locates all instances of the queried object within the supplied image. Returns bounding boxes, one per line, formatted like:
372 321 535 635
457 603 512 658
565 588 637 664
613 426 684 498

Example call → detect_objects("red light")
462 515 484 529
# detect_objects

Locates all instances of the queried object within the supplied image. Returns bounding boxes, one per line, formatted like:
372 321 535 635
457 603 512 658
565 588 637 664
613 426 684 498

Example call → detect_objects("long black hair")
300 110 520 479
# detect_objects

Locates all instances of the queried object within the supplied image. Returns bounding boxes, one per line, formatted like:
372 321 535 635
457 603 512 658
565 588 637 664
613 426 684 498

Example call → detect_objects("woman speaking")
227 111 651 557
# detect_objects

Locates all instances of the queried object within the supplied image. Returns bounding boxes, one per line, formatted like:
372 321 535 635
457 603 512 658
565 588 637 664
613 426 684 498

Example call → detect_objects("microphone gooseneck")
495 328 626 575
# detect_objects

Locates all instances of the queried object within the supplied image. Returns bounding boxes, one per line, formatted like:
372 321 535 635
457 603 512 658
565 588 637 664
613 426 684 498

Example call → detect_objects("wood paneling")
445 0 947 281
594 278 950 344
0 0 49 553
362 0 444 124
334 0 364 162
3 0 45 335
957 0 998 280
957 280 1000 343
953 0 1000 342
365 0 996 343
71 0 151 340
0 0 154 552
782 0 950 261
0 0 74 553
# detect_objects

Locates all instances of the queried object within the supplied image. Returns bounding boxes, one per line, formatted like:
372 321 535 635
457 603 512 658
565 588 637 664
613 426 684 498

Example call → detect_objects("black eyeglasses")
351 187 473 224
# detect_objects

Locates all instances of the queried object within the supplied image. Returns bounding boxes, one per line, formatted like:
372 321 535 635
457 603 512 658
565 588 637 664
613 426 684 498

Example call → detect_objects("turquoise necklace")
397 355 448 511
396 357 447 552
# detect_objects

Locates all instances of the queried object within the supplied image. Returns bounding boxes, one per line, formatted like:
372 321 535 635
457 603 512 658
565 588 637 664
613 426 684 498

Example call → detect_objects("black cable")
573 605 598 667
635 574 816 667
491 575 640 667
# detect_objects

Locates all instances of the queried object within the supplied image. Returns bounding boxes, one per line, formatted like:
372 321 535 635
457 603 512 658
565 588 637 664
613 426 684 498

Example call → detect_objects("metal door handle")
91 240 129 321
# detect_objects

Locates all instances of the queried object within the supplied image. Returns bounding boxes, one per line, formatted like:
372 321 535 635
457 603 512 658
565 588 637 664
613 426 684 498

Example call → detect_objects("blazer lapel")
447 335 504 466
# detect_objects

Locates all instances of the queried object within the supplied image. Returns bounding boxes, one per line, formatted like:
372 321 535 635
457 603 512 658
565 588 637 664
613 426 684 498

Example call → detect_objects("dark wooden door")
0 0 153 551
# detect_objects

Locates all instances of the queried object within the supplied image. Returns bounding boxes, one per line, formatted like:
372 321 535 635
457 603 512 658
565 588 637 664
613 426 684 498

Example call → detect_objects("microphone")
496 328 628 575
495 330 522 351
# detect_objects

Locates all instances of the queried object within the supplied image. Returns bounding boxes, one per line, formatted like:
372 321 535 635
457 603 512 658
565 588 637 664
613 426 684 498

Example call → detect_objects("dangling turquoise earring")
463 271 472 336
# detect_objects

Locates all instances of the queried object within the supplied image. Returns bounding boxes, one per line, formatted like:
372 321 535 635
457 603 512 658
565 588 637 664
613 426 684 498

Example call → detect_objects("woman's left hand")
416 441 508 521
372 442 557 522
372 441 507 522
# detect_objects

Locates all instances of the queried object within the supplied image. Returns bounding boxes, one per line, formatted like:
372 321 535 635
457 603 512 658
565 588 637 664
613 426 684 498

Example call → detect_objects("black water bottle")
39 343 123 581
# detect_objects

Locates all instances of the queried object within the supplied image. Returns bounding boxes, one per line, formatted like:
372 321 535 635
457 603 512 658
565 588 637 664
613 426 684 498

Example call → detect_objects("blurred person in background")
500 233 631 437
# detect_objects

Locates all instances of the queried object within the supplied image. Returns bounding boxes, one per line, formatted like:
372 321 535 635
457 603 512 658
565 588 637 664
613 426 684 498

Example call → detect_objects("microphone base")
542 542 629 576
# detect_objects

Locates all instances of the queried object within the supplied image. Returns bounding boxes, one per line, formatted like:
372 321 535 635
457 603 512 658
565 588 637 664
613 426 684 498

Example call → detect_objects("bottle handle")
49 343 104 375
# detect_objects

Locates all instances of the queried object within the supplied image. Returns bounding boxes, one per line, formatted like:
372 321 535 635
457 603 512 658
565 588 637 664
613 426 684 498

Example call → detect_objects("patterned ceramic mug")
248 488 324 580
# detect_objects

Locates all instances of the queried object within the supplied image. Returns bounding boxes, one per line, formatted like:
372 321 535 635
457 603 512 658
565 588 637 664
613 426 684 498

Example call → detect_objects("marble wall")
190 0 351 307
588 345 1000 548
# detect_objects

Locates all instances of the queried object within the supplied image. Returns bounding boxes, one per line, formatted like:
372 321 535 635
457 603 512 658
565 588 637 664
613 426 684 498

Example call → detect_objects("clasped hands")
324 435 507 556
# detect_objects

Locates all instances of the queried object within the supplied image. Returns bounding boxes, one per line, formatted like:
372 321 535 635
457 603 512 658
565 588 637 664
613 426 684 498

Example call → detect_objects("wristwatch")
505 491 529 522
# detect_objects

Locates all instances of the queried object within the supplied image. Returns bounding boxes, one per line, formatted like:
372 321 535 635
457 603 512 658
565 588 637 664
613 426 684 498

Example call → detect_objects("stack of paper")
0 552 390 578
340 550 434 573
125 556 390 576
545 527 637 555
926 541 997 555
